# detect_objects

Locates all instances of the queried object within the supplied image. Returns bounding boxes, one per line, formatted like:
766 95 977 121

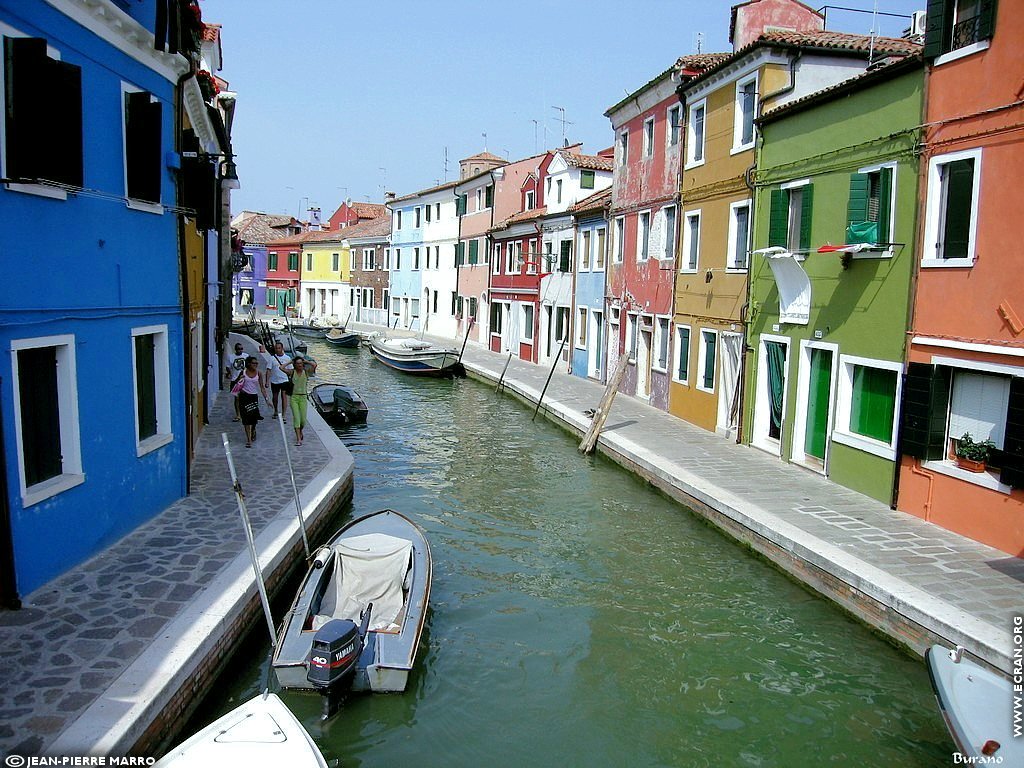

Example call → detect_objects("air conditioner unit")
911 10 927 37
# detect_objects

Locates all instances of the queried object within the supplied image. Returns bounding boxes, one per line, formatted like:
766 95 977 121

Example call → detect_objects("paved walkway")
362 323 1023 674
0 335 352 757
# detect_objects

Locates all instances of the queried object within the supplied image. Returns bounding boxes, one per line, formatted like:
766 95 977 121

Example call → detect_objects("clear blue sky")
202 0 927 220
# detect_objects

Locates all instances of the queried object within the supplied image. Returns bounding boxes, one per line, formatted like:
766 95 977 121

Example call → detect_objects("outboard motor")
306 603 373 720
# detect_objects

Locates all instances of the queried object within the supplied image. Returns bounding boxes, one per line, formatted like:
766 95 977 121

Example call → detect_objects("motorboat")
324 328 361 347
925 644 1023 763
154 691 327 767
310 383 368 425
367 335 461 376
272 510 431 715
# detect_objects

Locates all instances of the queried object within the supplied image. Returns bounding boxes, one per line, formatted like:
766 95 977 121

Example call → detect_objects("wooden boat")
926 645 1023 763
368 335 460 376
290 321 328 339
154 691 327 767
324 328 361 347
273 510 431 705
310 383 368 425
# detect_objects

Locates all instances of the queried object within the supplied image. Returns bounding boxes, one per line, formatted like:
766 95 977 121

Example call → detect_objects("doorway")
717 332 743 438
792 341 838 472
752 335 790 455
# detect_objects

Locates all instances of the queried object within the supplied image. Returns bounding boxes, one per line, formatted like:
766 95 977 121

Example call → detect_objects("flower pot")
955 456 986 473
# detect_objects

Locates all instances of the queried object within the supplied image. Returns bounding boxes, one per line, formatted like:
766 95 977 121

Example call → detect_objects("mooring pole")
222 434 279 647
533 335 568 421
458 317 475 362
496 352 513 393
276 414 311 558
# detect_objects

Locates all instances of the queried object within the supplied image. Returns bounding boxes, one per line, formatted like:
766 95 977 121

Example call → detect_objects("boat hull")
368 340 460 376
272 510 431 694
325 332 361 347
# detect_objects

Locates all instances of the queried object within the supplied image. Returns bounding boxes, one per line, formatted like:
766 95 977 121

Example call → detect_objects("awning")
755 247 810 326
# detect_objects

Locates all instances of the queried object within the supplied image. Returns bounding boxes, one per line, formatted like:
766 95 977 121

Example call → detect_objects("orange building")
897 0 1024 556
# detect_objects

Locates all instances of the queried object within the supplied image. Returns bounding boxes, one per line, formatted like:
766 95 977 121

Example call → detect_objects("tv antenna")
551 105 574 147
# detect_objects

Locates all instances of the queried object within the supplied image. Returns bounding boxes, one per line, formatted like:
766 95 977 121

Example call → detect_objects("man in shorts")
224 341 247 421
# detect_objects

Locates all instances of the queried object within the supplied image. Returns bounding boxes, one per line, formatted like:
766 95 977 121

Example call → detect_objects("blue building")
387 195 426 330
0 0 203 599
570 189 611 382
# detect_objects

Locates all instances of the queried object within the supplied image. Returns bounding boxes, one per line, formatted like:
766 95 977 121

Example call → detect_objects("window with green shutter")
1001 377 1024 488
899 362 952 459
939 158 974 260
675 326 690 383
455 242 465 266
923 0 997 59
768 188 788 248
701 330 716 390
288 252 299 271
850 365 897 442
847 168 893 246
559 240 572 273
468 239 479 265
288 288 297 307
269 252 278 271
267 287 277 307
580 170 595 189
485 185 494 207
769 184 813 251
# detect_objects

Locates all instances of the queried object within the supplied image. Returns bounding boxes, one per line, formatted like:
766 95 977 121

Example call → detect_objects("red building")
265 233 315 315
327 201 386 231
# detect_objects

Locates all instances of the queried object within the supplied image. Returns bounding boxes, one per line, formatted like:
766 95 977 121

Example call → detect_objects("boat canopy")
314 533 412 632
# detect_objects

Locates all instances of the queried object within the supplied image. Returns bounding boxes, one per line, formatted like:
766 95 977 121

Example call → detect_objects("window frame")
636 210 651 262
613 216 625 263
652 315 671 373
849 161 898 259
922 148 982 269
685 98 707 168
642 116 655 159
667 104 682 149
121 82 163 213
576 306 588 350
697 328 718 393
732 73 758 154
680 209 701 272
521 303 535 343
131 324 173 456
727 198 752 271
832 354 904 460
672 324 691 385
618 130 629 167
661 204 677 264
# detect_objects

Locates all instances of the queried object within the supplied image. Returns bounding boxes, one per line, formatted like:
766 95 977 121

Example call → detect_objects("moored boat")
368 335 460 376
926 645 1023 763
310 383 368 425
272 510 431 707
154 691 327 767
324 328 361 347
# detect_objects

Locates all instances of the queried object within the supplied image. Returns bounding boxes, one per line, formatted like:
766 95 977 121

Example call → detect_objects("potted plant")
954 432 996 473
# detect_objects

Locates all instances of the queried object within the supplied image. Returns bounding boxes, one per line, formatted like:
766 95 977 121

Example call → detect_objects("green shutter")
804 348 833 460
288 288 296 307
899 362 952 460
877 166 893 244
18 346 63 486
468 239 479 265
267 287 276 306
799 184 814 251
768 188 788 248
847 173 870 227
850 366 897 443
923 0 950 58
485 185 494 207
455 242 465 266
135 334 157 441
977 0 997 41
677 328 690 381
1000 376 1024 488
559 240 572 272
941 159 974 259
703 333 716 390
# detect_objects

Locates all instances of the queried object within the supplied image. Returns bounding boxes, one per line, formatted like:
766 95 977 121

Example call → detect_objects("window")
2 36 83 195
526 241 539 274
288 252 299 271
734 75 757 152
11 335 83 505
266 287 277 307
391 296 401 314
642 117 655 158
132 325 172 454
383 248 391 270
595 227 607 271
668 104 682 148
626 313 639 359
558 240 572 273
580 230 592 271
556 178 563 204
654 317 670 372
637 211 651 261
521 304 534 342
413 247 420 270
673 325 691 384
924 0 996 61
485 184 494 208
698 329 717 392
580 170 595 189
618 130 629 167
469 296 478 318
728 200 751 270
468 239 479 265
490 301 504 335
123 86 162 206
362 248 374 270
555 306 570 345
332 252 340 271
306 252 313 271
476 188 482 211
847 166 894 251
681 211 701 271
686 100 706 166
614 217 625 263
433 290 438 314
425 203 432 222
456 194 467 216
923 149 981 267
662 206 677 263
506 242 517 274
493 243 502 274
396 210 403 229
526 190 536 210
768 181 813 253
415 207 421 227
395 248 401 270
834 356 903 460
577 307 588 349
411 298 420 318
268 252 278 271
436 203 441 219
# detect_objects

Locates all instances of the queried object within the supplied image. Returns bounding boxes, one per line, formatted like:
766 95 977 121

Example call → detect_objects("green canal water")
194 339 952 767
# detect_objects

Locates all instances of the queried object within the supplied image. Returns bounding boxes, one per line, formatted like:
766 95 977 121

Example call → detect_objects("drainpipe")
909 462 935 521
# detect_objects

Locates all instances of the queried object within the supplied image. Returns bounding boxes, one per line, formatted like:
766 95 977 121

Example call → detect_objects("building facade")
345 216 392 326
570 188 612 381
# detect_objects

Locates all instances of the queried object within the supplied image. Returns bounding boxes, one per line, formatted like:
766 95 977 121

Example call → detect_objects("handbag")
283 378 294 395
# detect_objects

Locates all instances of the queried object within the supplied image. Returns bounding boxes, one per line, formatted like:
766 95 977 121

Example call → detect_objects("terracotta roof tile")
491 207 547 232
561 152 614 172
341 216 392 241
569 187 612 214
463 151 505 162
233 212 300 245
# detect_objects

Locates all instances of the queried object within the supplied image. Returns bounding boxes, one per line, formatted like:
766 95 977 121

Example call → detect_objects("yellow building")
300 232 350 321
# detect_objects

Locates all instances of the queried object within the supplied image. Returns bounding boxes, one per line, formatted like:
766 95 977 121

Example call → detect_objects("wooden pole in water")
533 335 568 421
579 352 632 454
222 434 279 647
458 317 475 362
495 352 513 393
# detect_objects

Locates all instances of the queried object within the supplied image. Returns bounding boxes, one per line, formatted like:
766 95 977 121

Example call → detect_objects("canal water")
194 338 951 767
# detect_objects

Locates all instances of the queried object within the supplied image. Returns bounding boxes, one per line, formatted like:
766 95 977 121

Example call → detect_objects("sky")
202 0 929 221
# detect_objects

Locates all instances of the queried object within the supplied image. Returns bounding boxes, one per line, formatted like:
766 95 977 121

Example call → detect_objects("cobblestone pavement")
0 381 330 757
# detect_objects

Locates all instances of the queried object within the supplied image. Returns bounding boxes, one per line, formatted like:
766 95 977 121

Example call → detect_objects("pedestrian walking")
232 356 270 447
279 355 317 446
266 341 292 422
224 341 247 422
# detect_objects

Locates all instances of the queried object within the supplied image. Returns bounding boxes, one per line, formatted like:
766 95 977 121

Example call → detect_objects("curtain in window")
766 341 786 440
18 347 62 486
850 366 897 442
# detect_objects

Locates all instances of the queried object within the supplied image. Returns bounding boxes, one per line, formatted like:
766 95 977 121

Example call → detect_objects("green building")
743 55 923 503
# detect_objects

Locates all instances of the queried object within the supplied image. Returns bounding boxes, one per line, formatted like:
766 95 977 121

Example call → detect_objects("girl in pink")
232 356 270 447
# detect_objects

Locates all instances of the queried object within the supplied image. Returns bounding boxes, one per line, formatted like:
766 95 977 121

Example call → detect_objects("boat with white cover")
272 509 431 697
926 644 1023 763
367 335 460 375
154 691 327 767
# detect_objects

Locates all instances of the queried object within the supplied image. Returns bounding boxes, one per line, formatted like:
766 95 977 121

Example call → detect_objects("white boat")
272 510 431 701
154 691 327 767
926 645 1023 763
367 335 461 376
